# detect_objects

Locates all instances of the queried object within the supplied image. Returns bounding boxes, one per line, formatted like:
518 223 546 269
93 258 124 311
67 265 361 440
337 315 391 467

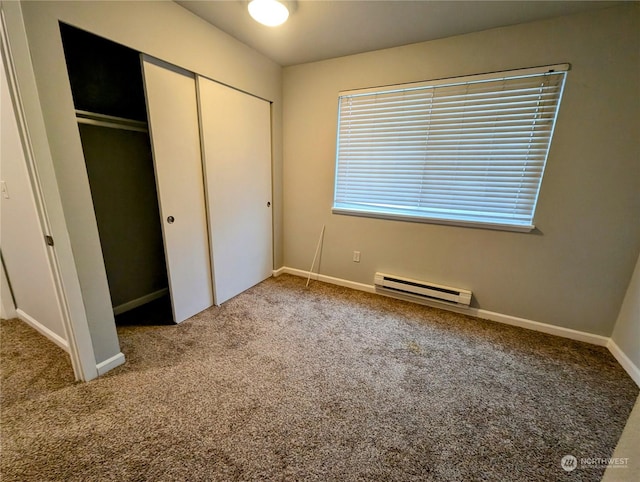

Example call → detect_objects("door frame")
1 5 97 381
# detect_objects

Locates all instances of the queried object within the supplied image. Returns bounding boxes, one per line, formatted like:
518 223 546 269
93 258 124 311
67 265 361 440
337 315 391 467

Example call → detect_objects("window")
333 64 568 232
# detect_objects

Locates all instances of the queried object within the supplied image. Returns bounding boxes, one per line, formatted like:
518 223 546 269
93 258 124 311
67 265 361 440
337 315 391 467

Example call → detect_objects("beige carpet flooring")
1 274 638 481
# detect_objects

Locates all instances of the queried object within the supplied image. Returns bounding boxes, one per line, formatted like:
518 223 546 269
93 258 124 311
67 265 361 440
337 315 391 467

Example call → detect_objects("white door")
197 77 273 305
1 49 67 348
141 56 213 322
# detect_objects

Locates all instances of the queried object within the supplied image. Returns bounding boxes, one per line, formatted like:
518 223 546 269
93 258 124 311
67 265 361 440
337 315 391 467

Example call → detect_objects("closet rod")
75 109 148 133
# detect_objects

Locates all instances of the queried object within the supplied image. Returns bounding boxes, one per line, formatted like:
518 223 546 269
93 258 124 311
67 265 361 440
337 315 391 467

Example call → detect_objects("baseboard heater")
374 272 472 307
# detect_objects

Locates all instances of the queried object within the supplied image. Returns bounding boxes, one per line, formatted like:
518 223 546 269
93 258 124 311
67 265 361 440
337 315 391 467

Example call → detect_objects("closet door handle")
267 202 271 207
167 216 175 224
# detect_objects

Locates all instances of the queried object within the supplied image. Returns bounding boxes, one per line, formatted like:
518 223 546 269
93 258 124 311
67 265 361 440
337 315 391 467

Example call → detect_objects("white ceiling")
176 0 623 66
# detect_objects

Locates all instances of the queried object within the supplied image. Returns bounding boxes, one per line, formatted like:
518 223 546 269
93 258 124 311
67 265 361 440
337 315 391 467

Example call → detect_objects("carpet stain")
407 340 422 355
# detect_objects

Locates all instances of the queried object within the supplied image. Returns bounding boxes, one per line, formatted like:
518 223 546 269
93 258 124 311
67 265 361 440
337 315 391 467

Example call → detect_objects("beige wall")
282 5 640 336
612 254 640 370
15 0 283 364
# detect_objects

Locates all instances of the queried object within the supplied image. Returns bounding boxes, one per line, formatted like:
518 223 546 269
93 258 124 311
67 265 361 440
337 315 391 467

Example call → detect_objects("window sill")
331 207 535 233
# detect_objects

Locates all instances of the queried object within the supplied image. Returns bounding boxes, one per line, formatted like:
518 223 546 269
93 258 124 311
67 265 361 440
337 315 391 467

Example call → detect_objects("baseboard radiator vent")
374 272 472 307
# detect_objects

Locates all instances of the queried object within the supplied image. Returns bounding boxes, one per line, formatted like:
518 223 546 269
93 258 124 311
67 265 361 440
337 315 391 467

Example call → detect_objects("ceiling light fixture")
248 0 290 27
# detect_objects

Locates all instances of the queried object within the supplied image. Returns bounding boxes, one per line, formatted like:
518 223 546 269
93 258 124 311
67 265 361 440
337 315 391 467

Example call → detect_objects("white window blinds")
333 65 568 231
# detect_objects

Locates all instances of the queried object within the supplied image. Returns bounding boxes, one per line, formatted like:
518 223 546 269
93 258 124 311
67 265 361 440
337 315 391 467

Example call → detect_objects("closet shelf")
75 109 148 133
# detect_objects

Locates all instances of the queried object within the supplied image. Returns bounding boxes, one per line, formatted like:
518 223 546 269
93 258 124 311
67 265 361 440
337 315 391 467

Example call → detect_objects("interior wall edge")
611 251 640 373
607 338 640 388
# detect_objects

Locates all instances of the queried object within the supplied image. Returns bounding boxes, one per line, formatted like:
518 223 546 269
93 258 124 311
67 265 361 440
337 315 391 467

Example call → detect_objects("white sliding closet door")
197 77 273 305
141 56 213 322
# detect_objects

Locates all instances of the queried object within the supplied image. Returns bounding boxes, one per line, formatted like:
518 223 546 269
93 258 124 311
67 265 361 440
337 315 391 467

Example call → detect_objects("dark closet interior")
60 24 172 324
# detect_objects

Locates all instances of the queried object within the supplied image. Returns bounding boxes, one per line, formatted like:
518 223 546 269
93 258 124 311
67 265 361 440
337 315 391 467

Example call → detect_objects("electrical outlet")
353 251 360 263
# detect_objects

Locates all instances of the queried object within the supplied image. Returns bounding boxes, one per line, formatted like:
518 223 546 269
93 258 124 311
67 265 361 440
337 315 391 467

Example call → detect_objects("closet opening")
59 23 172 325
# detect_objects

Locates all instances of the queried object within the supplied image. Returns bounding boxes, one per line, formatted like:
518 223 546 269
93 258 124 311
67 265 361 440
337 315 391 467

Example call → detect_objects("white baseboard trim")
113 288 169 315
16 308 69 352
274 266 375 293
96 352 126 376
471 308 610 347
607 339 640 387
274 266 636 385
